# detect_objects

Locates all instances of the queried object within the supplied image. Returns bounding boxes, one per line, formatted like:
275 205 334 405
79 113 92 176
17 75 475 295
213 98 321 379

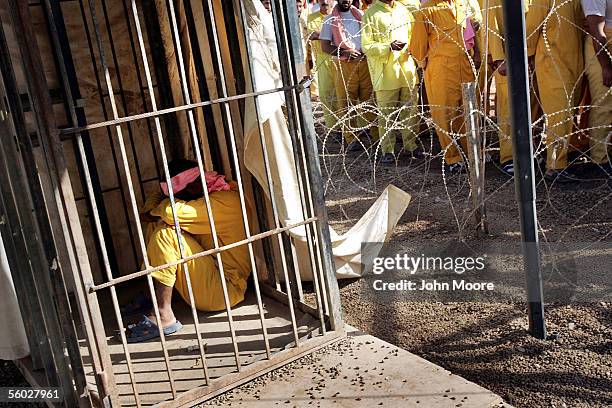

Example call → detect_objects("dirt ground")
315 112 612 408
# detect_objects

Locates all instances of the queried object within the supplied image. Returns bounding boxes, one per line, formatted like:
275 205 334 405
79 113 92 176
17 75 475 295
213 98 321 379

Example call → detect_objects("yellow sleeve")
153 198 213 235
489 4 506 62
362 13 391 60
409 9 430 63
307 14 318 33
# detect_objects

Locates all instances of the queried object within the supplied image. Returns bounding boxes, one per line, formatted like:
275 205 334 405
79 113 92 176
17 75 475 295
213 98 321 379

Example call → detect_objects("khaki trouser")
584 29 612 164
335 58 378 142
375 87 419 154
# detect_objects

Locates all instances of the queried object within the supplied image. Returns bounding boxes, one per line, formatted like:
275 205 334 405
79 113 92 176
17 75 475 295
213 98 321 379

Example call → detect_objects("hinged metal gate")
0 0 345 406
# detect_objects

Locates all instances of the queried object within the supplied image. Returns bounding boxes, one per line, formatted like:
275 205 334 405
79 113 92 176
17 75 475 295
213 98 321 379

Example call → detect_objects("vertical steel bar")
5 3 98 405
269 0 328 332
48 0 129 278
276 0 331 319
81 0 178 398
131 0 207 390
0 24 45 370
203 0 298 347
16 2 122 404
235 0 305 348
80 2 145 404
502 0 546 340
165 0 242 371
98 0 149 201
273 0 343 330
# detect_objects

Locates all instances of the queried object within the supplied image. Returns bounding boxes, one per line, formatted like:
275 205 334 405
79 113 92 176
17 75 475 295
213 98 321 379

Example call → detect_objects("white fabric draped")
242 0 411 279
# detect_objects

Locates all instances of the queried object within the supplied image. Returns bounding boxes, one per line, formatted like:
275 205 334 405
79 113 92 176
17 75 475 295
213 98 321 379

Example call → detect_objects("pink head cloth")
160 167 230 197
464 18 476 51
330 4 363 60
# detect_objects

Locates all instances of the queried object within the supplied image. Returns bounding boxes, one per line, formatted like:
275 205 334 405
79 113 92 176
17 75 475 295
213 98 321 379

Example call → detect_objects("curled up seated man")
126 160 251 343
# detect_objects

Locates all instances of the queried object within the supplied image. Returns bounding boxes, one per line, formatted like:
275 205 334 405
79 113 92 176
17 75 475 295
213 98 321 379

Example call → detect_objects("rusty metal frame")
2 0 346 406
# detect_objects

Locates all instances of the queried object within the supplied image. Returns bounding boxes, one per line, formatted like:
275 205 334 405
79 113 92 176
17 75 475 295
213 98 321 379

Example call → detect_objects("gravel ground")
316 120 612 408
0 111 609 408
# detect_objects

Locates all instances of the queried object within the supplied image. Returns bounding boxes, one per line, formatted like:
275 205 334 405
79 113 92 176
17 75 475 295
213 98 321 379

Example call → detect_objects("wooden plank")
188 0 232 177
462 82 489 233
154 0 213 167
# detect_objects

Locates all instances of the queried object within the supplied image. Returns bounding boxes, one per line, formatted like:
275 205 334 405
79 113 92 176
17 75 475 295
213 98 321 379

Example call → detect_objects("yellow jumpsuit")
142 191 251 312
489 0 540 165
362 0 420 154
308 11 338 130
410 0 479 165
528 0 584 170
584 27 612 164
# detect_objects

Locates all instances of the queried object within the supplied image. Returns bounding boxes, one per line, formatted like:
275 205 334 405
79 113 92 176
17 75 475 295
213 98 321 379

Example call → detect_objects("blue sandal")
126 315 183 343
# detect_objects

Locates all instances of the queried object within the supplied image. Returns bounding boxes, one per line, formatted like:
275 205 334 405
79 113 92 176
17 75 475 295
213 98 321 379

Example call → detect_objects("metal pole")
502 0 546 340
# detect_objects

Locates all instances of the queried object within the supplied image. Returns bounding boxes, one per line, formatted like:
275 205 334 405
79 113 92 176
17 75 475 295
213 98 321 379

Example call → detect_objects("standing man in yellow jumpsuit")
528 0 584 182
488 0 540 176
362 0 424 164
583 0 612 176
308 1 339 133
410 0 482 173
320 0 379 151
127 160 251 342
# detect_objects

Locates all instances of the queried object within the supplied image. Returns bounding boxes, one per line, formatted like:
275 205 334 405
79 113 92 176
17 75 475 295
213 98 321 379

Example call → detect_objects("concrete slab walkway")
203 326 511 407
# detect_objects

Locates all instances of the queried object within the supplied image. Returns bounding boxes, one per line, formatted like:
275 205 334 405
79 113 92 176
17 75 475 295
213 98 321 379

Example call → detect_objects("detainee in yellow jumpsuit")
308 2 339 131
528 0 584 178
410 0 482 170
134 168 251 338
488 0 541 172
320 0 379 146
584 6 612 171
362 0 421 159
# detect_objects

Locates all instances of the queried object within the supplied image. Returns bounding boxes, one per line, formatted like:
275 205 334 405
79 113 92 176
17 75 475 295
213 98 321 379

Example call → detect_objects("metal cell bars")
199 0 300 350
60 0 162 275
233 0 321 329
269 0 332 329
46 0 338 403
234 0 303 309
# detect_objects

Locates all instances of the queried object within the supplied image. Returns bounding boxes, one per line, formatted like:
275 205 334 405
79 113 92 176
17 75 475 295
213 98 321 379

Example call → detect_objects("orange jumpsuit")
410 0 476 165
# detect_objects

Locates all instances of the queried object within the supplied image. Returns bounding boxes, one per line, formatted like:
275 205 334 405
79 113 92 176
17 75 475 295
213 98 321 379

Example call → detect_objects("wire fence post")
502 0 546 340
462 82 489 233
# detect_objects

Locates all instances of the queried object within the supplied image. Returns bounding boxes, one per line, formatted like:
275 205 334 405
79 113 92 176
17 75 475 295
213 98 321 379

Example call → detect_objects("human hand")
342 48 363 60
390 40 406 51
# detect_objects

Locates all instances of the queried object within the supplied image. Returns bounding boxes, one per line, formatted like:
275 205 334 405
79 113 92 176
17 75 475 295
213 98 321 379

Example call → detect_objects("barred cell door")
2 0 344 406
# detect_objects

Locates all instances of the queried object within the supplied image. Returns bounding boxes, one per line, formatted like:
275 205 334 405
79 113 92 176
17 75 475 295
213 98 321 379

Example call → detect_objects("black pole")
502 0 546 339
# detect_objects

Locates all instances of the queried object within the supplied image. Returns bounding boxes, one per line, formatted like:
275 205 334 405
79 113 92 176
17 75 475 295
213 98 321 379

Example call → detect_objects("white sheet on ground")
0 233 29 360
242 0 410 280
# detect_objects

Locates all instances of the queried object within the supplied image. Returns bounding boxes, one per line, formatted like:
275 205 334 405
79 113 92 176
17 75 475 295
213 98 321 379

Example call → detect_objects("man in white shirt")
583 0 612 176
320 0 378 152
